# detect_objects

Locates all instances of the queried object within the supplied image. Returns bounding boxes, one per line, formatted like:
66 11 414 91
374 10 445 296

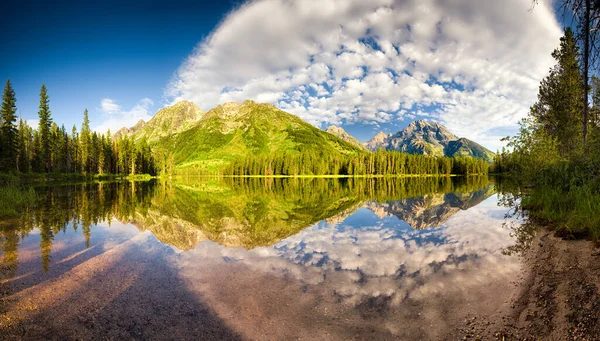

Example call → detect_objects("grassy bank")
522 184 600 241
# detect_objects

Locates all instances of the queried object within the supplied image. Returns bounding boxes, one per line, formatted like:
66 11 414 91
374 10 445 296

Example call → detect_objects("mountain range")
361 120 495 162
114 100 494 168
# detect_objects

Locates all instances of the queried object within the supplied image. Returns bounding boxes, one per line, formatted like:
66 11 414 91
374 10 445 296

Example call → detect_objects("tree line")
494 27 600 239
223 149 489 176
493 28 600 181
0 81 157 175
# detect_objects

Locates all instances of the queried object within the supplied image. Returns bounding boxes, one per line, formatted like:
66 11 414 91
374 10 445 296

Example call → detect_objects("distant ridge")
364 120 494 162
113 100 204 141
325 126 368 151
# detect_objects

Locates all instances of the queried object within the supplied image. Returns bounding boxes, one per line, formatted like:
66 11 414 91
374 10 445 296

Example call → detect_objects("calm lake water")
1 177 525 340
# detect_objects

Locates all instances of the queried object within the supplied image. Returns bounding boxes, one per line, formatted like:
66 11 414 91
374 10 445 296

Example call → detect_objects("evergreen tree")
591 75 600 124
530 28 584 158
80 109 91 173
71 125 79 173
0 79 18 171
16 119 30 173
37 84 52 172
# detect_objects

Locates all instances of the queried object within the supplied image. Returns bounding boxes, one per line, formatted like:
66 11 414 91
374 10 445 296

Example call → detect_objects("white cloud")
94 97 154 134
167 0 561 150
25 119 39 130
100 98 121 114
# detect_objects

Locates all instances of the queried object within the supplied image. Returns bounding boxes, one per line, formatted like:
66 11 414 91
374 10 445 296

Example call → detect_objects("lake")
0 176 525 340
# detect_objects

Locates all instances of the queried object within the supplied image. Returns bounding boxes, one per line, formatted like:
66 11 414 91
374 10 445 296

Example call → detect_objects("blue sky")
1 0 564 150
0 0 235 131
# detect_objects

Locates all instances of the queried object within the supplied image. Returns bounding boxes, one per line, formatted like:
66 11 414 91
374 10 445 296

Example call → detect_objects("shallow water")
0 177 523 340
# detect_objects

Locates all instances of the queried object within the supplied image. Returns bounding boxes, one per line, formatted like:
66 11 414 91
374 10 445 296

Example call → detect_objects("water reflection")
0 176 524 340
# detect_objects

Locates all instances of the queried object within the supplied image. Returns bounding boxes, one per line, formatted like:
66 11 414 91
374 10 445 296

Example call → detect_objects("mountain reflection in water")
0 176 524 340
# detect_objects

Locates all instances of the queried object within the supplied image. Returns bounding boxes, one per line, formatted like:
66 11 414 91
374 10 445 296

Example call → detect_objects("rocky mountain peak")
132 119 146 130
325 125 344 134
364 131 392 150
325 125 367 150
113 100 204 141
365 120 493 161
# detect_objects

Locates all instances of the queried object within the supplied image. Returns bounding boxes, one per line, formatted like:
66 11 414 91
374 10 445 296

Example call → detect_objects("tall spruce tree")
530 28 584 157
16 119 29 172
71 125 79 173
38 84 52 172
1 79 18 171
80 109 91 173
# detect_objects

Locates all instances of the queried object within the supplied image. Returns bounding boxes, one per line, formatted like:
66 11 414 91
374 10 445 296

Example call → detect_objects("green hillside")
154 100 362 170
445 138 495 161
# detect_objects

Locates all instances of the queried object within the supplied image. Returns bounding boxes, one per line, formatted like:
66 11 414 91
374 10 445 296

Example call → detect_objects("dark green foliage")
0 79 18 172
0 81 157 177
530 28 583 158
80 109 92 173
496 29 600 240
223 149 488 176
37 84 53 172
16 119 30 172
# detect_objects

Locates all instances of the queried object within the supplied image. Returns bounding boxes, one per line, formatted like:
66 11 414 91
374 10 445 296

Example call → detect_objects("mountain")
445 138 495 160
325 126 368 150
364 184 495 229
113 119 146 139
113 100 204 141
153 100 362 169
365 120 494 162
364 131 392 151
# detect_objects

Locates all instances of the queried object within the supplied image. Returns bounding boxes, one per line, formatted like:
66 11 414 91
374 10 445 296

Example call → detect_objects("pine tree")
38 84 52 172
80 109 91 173
530 28 584 158
16 119 30 172
1 79 18 172
71 125 79 173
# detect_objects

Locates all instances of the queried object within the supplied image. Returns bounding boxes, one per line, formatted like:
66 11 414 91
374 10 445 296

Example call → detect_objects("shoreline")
0 173 155 185
166 173 487 179
0 172 490 184
457 228 600 340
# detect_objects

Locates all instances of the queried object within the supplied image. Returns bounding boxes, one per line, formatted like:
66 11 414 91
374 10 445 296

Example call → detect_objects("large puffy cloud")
167 0 561 149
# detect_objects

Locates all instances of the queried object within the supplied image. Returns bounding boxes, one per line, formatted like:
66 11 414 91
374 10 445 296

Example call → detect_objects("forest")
492 27 600 240
0 83 157 177
223 149 488 176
